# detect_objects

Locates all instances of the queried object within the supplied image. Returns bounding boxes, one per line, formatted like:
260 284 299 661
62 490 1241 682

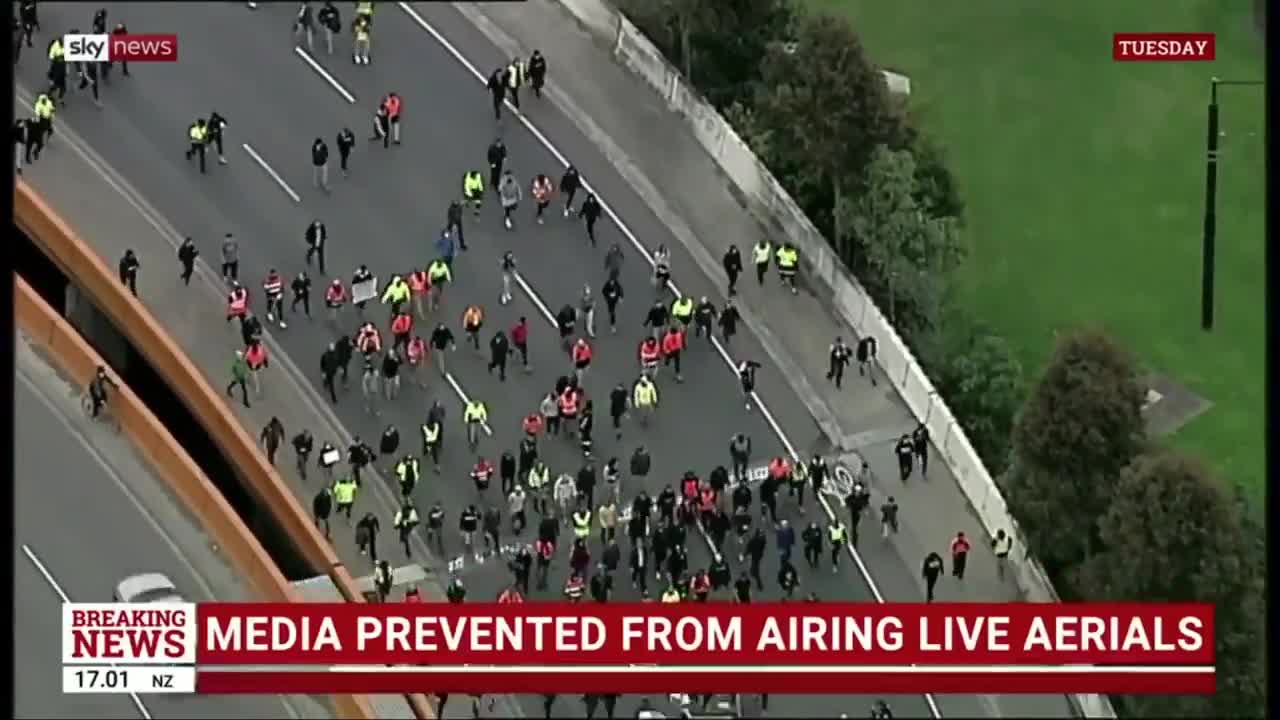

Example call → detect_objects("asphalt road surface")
17 3 992 716
14 336 326 720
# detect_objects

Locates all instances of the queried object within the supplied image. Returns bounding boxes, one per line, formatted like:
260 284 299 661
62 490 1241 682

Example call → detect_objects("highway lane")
22 3 969 716
14 336 320 720
20 1 802 597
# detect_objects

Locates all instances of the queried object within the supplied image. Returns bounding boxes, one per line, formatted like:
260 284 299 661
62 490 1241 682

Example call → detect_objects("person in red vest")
262 268 286 329
690 568 712 602
558 385 579 434
571 337 593 385
404 584 422 603
407 267 429 318
522 411 543 438
510 317 530 372
324 278 347 324
244 340 269 397
698 482 717 527
405 335 428 388
661 326 686 383
390 310 413 352
638 337 660 378
950 531 971 580
383 92 402 145
226 281 249 325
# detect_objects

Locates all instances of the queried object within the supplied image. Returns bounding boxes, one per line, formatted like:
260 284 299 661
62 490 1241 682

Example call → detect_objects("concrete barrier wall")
15 181 437 720
552 2 1116 717
14 277 378 720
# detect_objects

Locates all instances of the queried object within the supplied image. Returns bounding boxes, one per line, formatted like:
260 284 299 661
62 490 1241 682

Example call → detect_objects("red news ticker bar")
1112 32 1215 61
195 668 1216 695
195 602 1216 665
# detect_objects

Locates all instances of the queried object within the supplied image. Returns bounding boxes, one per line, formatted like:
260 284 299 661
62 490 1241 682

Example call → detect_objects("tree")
688 0 797 109
910 132 965 221
750 12 908 245
618 0 716 81
1072 451 1265 717
1001 328 1147 577
932 332 1024 475
840 145 964 337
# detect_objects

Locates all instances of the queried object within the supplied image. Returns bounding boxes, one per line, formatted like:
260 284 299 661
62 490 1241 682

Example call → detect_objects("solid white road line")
241 142 302 203
21 544 154 719
294 46 358 104
395 6 942 716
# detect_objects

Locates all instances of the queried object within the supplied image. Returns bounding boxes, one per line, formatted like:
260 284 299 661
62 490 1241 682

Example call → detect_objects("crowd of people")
19 3 1011 716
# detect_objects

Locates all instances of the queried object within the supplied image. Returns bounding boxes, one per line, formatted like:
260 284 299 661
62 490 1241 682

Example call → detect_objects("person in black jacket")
486 67 507 120
321 347 340 395
922 551 944 602
629 445 651 479
559 165 580 216
311 137 329 190
317 1 340 55
580 193 602 246
312 487 333 538
488 330 510 381
177 237 199 286
528 50 547 98
486 138 507 193
723 245 743 296
206 111 228 165
336 127 355 177
118 249 140 297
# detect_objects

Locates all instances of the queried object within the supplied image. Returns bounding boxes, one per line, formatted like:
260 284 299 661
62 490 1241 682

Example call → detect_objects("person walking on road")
177 237 198 285
185 117 209 173
528 50 547 98
857 335 878 386
304 219 327 274
498 170 522 230
992 529 1012 581
723 245 743 297
922 550 944 602
317 1 340 54
221 233 239 282
912 423 930 477
118 249 140 297
336 127 355 177
950 531 970 580
312 137 330 191
828 336 852 389
226 350 251 408
259 416 285 465
312 487 333 539
355 511 380 561
486 67 508 121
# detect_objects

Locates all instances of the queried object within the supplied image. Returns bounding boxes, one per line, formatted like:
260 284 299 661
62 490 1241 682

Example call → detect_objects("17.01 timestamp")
63 665 195 694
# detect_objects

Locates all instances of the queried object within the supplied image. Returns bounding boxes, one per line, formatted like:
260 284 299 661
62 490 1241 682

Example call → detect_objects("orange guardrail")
16 180 436 720
15 277 378 720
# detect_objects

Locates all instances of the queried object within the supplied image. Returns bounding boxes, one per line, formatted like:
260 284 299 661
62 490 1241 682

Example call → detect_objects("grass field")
812 0 1267 503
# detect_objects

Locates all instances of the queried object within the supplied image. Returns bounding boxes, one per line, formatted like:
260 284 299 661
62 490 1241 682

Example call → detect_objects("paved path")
14 334 327 720
17 2 1071 717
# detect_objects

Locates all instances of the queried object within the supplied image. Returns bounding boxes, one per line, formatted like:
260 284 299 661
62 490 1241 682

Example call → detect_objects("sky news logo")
63 33 178 63
1113 33 1215 61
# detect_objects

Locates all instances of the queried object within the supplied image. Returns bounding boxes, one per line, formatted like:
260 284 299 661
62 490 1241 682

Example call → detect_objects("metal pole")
1200 78 1263 331
1201 81 1219 330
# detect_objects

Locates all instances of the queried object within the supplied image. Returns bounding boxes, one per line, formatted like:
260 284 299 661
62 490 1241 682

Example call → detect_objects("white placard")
63 665 196 694
351 277 379 305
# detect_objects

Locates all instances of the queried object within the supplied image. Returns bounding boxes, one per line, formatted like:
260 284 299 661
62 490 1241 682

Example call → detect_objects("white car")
113 572 186 604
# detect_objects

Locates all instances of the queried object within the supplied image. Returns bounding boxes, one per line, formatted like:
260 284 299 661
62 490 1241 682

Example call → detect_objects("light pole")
1201 77 1263 331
